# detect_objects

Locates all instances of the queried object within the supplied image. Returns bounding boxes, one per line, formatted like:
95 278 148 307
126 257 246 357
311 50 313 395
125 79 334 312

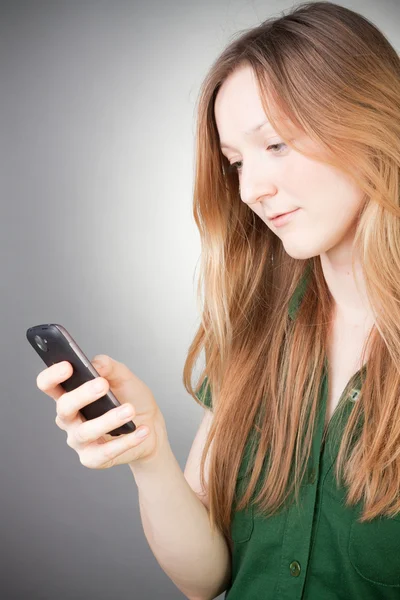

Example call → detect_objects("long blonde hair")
183 0 400 546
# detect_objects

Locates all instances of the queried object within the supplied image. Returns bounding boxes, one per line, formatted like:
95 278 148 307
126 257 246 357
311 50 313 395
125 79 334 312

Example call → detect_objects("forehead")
213 66 293 148
214 67 305 150
214 66 267 130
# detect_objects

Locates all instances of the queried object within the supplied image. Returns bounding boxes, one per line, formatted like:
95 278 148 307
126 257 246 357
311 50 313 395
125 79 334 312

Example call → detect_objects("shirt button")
308 468 316 484
289 561 301 577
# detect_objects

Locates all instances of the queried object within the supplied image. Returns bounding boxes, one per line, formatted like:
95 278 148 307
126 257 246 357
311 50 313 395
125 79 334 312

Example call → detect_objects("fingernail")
135 427 148 438
119 404 132 418
93 379 105 392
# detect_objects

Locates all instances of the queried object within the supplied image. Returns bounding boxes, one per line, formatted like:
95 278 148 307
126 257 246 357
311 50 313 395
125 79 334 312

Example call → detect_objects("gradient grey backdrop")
2 1 399 598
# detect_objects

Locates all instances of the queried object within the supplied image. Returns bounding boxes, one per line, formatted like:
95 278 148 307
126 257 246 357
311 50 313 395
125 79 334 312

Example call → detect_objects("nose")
239 162 277 207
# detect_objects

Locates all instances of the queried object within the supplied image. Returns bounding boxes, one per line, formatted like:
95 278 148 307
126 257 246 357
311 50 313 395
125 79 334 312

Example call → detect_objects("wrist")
129 431 173 476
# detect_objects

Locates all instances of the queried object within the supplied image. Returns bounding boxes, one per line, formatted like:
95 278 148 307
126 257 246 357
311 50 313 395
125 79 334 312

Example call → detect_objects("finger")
91 354 136 389
72 403 136 446
56 376 109 423
36 361 73 401
55 411 85 432
79 427 149 469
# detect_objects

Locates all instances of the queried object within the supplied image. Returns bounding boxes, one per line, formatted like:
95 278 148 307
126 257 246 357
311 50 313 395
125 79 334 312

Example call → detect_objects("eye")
227 142 287 173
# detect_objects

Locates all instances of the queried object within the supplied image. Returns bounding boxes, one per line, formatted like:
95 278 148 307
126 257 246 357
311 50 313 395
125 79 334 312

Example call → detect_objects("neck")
320 245 375 328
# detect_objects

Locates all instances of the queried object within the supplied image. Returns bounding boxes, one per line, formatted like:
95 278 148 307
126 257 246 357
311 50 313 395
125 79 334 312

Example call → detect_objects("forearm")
129 441 231 600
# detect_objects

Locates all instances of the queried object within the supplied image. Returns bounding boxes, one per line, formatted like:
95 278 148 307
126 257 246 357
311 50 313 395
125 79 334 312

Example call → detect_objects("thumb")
91 354 108 370
91 354 135 388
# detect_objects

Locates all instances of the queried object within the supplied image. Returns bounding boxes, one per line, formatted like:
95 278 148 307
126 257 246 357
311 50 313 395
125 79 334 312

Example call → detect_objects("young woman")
36 1 400 599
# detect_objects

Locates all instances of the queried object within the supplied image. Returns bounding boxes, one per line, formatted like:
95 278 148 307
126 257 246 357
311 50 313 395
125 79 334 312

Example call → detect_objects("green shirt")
196 267 400 599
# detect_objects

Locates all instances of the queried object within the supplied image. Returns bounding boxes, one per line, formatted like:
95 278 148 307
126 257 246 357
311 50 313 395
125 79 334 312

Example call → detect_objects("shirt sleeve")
196 376 213 410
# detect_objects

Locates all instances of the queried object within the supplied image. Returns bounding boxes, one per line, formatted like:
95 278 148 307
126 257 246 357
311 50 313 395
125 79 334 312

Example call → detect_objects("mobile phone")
26 324 136 436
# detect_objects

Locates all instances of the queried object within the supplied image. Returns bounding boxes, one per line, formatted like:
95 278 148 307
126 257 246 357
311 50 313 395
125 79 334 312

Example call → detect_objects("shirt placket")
273 370 329 599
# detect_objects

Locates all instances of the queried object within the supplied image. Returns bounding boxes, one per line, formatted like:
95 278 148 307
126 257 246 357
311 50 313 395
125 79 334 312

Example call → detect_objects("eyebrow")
220 118 271 150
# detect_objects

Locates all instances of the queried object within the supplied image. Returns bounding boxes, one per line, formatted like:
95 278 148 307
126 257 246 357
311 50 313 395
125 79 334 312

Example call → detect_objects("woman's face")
214 64 366 261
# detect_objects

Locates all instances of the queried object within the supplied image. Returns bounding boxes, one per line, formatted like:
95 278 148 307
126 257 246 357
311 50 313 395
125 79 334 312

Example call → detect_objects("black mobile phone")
26 323 136 436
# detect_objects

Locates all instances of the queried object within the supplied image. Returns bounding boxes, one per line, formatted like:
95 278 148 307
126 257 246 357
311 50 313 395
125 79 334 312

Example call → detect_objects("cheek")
307 200 361 244
278 202 361 260
323 189 364 235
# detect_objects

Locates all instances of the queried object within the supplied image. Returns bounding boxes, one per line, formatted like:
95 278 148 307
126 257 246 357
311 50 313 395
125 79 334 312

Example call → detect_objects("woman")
36 1 400 598
187 0 400 597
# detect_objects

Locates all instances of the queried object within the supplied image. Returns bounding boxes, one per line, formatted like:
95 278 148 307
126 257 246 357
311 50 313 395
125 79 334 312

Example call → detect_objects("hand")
36 354 169 470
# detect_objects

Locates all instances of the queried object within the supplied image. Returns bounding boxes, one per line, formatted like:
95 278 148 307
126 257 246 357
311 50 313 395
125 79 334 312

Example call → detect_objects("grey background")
2 1 399 598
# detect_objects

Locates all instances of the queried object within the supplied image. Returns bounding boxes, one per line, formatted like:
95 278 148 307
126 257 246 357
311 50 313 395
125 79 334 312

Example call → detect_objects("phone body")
26 324 136 436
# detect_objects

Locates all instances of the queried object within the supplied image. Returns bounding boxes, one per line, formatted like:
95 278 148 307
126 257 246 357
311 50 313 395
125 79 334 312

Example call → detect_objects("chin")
281 243 320 261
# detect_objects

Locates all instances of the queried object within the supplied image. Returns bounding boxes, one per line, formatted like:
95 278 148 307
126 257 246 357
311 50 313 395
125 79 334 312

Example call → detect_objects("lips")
269 209 298 221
